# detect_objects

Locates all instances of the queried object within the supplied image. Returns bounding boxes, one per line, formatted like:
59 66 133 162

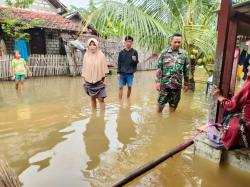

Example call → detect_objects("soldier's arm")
156 53 163 83
183 55 189 86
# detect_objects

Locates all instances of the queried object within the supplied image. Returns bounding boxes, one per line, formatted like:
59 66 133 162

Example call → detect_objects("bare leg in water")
119 87 123 100
120 86 132 99
20 78 25 91
169 106 176 112
157 105 176 113
15 79 19 91
91 96 97 111
127 87 132 98
15 78 25 91
156 105 163 113
97 97 105 112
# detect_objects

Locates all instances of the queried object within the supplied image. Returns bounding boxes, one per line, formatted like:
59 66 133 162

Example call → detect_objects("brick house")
0 0 94 55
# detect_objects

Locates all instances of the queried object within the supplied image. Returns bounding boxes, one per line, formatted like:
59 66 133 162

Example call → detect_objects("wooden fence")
0 55 13 80
28 54 68 77
64 45 83 76
0 54 69 80
0 53 157 80
137 55 157 71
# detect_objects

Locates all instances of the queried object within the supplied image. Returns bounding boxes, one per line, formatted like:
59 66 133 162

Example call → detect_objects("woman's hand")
211 86 225 101
102 80 106 86
211 86 220 97
82 78 86 85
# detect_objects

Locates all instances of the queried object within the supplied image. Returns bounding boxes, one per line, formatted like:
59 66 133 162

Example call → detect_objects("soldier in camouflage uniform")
155 33 189 112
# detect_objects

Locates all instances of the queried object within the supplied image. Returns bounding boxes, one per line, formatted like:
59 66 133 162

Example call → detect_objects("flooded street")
0 71 250 187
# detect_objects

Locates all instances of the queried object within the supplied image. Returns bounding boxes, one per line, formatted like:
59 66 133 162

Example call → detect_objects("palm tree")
88 0 220 90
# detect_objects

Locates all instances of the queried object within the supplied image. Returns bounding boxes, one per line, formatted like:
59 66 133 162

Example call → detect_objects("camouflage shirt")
156 48 189 90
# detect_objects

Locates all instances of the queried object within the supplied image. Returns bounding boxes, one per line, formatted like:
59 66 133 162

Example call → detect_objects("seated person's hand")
211 85 220 97
211 85 225 101
11 76 15 80
28 72 32 77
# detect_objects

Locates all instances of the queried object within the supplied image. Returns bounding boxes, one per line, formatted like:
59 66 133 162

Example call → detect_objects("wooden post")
112 139 194 187
209 0 233 123
217 18 238 122
230 47 240 98
72 48 77 76
65 44 75 76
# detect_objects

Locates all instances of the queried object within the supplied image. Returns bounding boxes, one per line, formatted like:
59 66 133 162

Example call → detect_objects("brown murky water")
0 70 250 187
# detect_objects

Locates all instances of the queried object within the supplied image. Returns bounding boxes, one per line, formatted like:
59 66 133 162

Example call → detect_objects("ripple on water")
1 72 249 187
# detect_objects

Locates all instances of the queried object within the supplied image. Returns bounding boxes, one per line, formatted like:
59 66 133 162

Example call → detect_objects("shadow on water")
0 71 250 187
18 118 91 187
116 100 137 150
84 114 109 171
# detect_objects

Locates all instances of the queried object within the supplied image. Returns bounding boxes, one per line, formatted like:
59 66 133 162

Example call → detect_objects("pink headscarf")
82 38 109 83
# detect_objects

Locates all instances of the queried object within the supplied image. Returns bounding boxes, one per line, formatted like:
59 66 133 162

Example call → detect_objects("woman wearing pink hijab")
82 38 109 112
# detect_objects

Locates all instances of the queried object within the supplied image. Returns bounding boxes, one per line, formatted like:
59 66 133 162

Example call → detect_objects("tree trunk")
188 59 196 91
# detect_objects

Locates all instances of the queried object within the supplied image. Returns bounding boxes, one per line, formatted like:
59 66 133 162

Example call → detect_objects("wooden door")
29 29 46 54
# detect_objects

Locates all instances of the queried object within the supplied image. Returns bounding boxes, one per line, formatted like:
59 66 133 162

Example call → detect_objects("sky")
60 0 96 8
60 0 124 9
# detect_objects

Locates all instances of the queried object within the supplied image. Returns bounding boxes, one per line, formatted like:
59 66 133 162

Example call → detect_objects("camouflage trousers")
157 88 181 109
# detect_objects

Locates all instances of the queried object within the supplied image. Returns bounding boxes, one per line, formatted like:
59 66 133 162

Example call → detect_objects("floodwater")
0 70 250 187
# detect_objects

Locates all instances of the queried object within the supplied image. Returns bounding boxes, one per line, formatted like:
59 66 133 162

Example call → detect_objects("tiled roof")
0 7 82 32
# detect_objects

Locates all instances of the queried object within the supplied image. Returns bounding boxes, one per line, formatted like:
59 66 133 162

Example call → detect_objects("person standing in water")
155 33 189 113
11 50 31 91
82 38 109 112
117 36 139 99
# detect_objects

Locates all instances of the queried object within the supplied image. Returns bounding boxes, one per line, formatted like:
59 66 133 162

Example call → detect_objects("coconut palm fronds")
0 160 21 187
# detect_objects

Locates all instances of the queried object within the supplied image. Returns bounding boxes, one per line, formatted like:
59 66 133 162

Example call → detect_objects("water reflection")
16 104 31 121
116 100 136 149
0 71 249 187
84 114 109 170
19 119 91 187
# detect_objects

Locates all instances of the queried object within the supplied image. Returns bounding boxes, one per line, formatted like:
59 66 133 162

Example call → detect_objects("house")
210 0 250 123
0 0 95 55
194 0 250 173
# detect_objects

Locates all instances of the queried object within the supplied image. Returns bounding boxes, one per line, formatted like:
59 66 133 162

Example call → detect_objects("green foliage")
1 8 42 41
5 0 34 8
89 0 220 74
66 5 89 18
1 0 41 41
88 0 97 13
99 17 120 38
67 1 123 38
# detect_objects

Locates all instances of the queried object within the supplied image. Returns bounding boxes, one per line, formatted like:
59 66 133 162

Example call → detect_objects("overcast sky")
60 0 124 9
60 0 96 8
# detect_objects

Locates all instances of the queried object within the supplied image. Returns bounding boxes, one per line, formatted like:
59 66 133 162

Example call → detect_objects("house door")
29 29 46 54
